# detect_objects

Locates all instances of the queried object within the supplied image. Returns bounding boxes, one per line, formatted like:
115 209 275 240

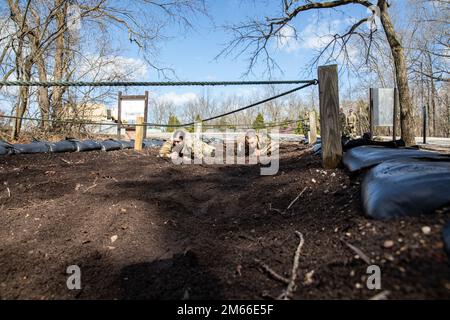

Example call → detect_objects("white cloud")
77 55 148 81
156 92 198 106
277 25 301 53
277 18 355 53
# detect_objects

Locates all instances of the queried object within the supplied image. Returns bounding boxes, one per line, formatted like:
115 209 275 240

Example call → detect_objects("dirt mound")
0 144 448 299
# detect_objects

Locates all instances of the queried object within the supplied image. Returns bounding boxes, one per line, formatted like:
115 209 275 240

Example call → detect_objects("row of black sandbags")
307 134 404 156
0 139 164 155
342 144 450 259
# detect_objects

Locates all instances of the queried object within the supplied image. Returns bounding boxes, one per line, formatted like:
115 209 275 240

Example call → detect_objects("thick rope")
0 80 317 87
0 81 317 132
176 82 316 127
0 114 306 129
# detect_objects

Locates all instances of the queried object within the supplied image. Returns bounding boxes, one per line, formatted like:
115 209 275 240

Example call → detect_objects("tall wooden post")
135 116 144 151
423 105 427 144
309 111 317 144
369 88 374 139
143 91 149 140
117 91 122 139
318 65 342 169
393 88 399 141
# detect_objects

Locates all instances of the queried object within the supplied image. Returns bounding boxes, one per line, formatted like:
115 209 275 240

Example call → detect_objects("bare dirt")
0 143 449 300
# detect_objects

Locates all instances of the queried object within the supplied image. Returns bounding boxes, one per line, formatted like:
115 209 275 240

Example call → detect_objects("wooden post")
117 91 122 139
143 91 149 140
318 65 342 169
369 88 374 139
393 88 398 141
309 111 317 144
135 116 144 151
423 105 427 144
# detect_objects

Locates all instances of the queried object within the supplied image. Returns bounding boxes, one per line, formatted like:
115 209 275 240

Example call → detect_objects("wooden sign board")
117 91 149 139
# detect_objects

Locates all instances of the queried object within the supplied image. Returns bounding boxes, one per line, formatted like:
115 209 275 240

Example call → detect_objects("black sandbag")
100 139 122 151
312 143 321 155
71 139 102 152
13 141 50 154
0 141 14 155
143 139 164 148
48 140 78 153
343 138 406 151
0 145 9 155
117 140 135 149
343 145 450 172
443 222 450 258
361 159 450 220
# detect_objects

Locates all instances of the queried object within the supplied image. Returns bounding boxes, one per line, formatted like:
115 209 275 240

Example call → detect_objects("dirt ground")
0 143 449 300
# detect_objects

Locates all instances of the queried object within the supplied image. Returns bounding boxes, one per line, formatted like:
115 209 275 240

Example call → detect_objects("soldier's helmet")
245 129 257 139
245 129 259 150
173 130 186 142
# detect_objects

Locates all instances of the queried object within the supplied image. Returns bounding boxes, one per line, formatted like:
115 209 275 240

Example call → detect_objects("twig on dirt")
340 238 371 265
286 187 308 211
277 231 305 300
83 177 98 193
60 158 73 165
254 259 289 285
6 187 10 198
268 203 283 214
369 290 390 300
256 231 306 300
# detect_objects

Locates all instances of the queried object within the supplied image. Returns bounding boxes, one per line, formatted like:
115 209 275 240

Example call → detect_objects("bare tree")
0 0 207 139
219 0 421 145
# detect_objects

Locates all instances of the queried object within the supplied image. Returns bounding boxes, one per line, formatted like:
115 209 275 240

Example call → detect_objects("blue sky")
0 0 406 120
109 0 376 107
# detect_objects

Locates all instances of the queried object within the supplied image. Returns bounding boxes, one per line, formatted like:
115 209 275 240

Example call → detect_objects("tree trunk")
12 61 32 140
427 52 437 136
52 0 67 127
446 88 450 138
378 0 416 146
35 55 51 130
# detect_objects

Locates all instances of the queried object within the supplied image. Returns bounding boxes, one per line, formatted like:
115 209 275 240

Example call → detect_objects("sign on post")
372 88 394 126
370 88 398 141
117 91 149 140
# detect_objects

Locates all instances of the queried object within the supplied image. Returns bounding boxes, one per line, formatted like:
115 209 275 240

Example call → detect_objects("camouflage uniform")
235 131 277 157
339 111 348 137
347 113 357 138
159 137 215 160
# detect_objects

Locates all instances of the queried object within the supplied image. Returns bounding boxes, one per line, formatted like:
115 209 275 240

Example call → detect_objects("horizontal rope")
0 114 306 129
0 79 318 87
177 82 316 127
1 81 316 134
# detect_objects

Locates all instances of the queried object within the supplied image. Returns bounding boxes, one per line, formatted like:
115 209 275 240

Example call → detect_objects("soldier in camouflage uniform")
347 108 357 139
339 107 348 138
235 129 277 158
159 130 215 161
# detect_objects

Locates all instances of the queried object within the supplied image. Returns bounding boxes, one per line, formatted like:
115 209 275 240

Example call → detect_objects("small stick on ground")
6 187 11 198
255 231 306 300
340 239 371 265
83 177 99 193
277 231 305 300
286 187 308 211
254 259 289 285
60 158 73 165
369 290 390 300
268 203 283 214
